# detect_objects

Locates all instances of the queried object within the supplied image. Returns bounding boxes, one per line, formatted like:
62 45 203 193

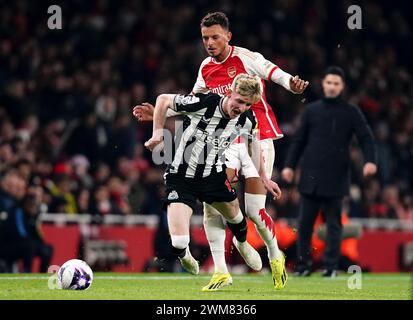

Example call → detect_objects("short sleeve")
172 94 203 113
236 47 277 80
172 93 218 114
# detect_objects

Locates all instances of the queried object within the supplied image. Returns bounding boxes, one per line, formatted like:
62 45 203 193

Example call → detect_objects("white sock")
170 234 191 260
226 210 244 224
245 193 282 260
203 204 228 274
170 234 190 250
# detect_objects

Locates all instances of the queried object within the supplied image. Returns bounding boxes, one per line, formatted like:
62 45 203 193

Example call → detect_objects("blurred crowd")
0 0 412 221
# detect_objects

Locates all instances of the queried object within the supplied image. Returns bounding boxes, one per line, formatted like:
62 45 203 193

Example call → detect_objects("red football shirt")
192 46 292 140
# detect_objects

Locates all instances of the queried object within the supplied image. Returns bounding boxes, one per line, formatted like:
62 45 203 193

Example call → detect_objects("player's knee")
203 203 219 219
221 200 240 220
170 235 190 250
203 211 226 230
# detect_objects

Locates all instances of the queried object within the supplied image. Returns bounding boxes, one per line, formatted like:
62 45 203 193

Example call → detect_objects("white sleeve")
238 48 295 93
239 49 275 80
270 67 297 94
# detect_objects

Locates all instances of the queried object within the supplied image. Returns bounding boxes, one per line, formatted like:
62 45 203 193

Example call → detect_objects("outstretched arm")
289 75 309 94
142 93 210 151
270 68 309 94
144 94 175 151
240 49 309 94
133 102 179 122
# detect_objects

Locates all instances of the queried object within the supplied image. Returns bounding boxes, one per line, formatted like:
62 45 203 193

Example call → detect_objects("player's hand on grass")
133 102 155 122
144 130 164 152
262 177 282 200
290 75 309 94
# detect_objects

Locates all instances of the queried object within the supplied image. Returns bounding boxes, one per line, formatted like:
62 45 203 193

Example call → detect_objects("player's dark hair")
200 12 229 30
324 66 346 81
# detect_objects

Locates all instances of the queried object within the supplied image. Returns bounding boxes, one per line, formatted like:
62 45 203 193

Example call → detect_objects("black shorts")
163 172 237 212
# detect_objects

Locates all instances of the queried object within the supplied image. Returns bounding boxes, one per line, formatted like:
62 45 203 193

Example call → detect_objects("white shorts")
225 139 275 180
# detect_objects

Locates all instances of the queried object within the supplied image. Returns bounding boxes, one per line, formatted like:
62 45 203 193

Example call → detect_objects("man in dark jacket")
0 192 53 273
281 66 377 277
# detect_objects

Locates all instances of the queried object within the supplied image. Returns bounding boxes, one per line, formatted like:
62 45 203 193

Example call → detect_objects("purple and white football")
57 259 93 290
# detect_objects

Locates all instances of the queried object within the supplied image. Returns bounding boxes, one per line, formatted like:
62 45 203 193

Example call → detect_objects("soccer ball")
57 259 93 290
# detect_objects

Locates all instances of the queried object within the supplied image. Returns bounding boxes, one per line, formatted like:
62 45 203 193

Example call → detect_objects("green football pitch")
0 273 411 300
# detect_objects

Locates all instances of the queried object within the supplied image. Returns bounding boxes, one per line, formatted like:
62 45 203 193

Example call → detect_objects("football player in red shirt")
134 12 308 291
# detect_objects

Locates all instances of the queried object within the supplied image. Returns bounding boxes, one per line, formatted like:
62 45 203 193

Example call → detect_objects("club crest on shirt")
227 66 237 78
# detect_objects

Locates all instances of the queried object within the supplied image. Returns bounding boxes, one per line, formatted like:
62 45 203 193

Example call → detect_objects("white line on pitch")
0 275 411 281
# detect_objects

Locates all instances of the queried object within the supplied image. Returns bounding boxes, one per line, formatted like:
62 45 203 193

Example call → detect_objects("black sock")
171 246 186 258
227 216 247 243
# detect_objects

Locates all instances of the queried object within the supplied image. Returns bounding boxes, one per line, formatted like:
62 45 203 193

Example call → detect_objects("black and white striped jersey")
166 93 257 179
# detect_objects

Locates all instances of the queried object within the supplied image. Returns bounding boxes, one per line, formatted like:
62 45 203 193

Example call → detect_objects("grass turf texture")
0 273 411 300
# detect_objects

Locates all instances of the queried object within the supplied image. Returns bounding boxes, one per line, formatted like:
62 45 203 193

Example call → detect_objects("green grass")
0 272 411 300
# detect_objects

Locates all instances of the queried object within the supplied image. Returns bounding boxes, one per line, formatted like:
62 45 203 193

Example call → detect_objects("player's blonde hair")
230 74 262 104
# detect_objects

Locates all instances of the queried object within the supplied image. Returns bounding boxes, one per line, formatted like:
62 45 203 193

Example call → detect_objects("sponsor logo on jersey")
210 83 231 94
204 135 231 148
227 66 237 78
198 131 231 148
168 190 179 200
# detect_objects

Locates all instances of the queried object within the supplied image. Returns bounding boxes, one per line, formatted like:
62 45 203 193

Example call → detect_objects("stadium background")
0 0 412 274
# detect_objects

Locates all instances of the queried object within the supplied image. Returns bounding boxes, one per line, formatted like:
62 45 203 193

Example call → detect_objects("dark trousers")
32 241 54 273
0 240 53 273
0 241 33 272
296 193 343 271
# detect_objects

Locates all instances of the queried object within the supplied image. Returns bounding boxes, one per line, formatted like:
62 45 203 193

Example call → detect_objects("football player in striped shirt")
195 12 308 290
134 12 308 291
142 74 282 291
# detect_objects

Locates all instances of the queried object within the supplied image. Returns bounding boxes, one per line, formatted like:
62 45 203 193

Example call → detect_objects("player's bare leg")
167 202 199 275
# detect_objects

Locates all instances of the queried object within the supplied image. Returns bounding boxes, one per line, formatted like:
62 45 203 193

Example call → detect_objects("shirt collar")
219 96 230 119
